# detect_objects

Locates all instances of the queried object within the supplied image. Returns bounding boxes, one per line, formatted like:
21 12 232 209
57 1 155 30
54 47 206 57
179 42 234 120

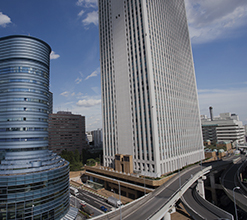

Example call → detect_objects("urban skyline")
0 0 246 131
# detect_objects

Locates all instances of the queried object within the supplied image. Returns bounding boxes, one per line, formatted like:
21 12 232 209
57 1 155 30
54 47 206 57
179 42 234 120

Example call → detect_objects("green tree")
86 159 96 166
60 150 83 171
74 149 80 162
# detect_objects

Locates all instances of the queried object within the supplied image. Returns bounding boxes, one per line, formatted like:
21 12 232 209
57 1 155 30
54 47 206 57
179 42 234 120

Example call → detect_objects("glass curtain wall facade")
99 0 204 177
0 35 70 220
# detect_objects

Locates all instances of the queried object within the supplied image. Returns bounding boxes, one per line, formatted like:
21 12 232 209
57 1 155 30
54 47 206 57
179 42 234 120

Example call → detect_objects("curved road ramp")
221 157 247 213
182 183 233 220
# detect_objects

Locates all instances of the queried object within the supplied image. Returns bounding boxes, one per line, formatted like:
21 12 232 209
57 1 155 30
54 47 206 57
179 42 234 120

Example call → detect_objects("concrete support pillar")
161 207 175 220
209 172 218 205
197 178 205 199
163 212 171 220
210 173 215 189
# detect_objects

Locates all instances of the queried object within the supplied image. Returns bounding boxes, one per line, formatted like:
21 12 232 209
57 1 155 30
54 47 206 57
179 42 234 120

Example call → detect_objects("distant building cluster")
201 107 245 146
86 128 103 148
48 111 87 154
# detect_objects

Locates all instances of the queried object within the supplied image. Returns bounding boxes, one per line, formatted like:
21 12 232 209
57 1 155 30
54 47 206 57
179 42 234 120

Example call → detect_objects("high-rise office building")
48 111 87 154
0 35 70 219
99 0 204 177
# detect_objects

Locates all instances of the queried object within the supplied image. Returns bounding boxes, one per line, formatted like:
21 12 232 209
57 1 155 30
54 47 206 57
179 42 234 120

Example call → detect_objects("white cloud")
76 0 98 8
82 11 98 26
60 91 69 97
85 67 100 80
54 94 102 130
76 92 83 97
79 71 83 77
0 12 11 27
185 0 247 44
198 87 247 124
76 99 101 107
78 10 85 17
75 77 82 84
91 86 100 94
85 70 97 80
50 51 60 60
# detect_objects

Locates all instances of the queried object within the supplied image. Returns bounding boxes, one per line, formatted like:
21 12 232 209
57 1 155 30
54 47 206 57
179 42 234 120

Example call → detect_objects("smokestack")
209 106 213 121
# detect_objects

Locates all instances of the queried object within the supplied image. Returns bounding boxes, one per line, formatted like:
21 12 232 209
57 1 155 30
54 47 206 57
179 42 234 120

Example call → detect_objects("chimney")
209 106 213 121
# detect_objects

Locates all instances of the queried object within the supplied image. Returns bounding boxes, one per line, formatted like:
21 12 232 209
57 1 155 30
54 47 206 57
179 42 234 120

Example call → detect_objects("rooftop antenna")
209 106 213 121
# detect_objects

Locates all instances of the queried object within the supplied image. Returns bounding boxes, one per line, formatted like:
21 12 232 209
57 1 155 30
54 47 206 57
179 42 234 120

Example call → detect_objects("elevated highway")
182 182 233 220
92 164 211 220
221 155 247 214
90 156 239 220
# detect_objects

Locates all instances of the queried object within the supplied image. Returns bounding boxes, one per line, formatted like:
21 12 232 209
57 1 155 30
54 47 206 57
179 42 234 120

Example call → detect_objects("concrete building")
92 128 103 148
86 129 102 148
201 112 245 145
48 111 87 154
0 35 70 219
86 131 93 144
99 0 204 177
244 124 247 143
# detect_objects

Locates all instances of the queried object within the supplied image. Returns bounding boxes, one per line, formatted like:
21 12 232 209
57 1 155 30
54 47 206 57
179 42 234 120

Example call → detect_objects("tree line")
60 148 103 171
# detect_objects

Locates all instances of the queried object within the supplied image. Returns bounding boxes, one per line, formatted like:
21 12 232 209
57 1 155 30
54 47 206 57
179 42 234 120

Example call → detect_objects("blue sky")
0 0 246 130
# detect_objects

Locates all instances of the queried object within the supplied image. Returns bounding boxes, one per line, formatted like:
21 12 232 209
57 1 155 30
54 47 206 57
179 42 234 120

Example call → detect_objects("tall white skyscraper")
99 0 204 177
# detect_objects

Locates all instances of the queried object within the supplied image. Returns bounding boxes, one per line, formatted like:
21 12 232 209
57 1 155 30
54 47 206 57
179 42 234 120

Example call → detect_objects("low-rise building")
201 112 245 145
81 165 176 200
244 124 247 143
216 141 232 151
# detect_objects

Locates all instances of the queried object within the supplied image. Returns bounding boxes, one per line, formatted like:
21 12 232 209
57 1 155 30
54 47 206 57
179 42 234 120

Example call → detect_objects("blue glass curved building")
0 35 70 220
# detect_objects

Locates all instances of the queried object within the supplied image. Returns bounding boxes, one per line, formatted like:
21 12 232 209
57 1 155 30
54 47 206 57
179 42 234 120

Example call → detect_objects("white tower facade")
99 0 204 177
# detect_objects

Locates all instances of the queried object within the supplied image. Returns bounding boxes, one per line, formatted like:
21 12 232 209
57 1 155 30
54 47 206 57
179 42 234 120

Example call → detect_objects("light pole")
200 157 203 171
233 186 240 220
111 188 116 198
32 204 34 220
113 179 122 220
117 180 122 220
178 157 181 190
144 174 146 195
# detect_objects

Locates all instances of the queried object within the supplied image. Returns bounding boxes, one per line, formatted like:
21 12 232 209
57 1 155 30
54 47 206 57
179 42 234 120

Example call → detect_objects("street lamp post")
113 179 122 220
178 157 181 190
233 186 240 220
32 204 34 220
143 172 146 195
144 175 146 195
117 180 122 220
111 188 116 198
